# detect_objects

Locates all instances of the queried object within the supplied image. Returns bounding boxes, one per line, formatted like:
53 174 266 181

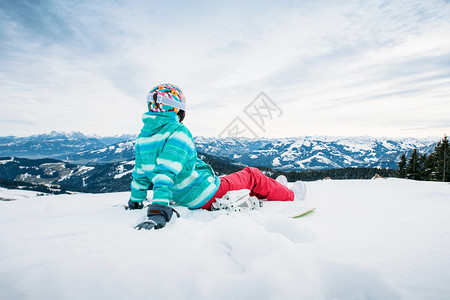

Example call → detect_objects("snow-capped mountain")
57 140 136 164
48 136 439 170
0 131 136 159
193 136 438 170
55 136 440 170
0 132 438 170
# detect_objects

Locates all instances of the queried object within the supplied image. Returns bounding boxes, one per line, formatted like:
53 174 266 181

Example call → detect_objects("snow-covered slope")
1 179 449 299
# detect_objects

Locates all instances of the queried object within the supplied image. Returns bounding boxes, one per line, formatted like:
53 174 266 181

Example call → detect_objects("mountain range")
2 131 434 193
0 131 135 161
194 136 438 170
0 131 439 170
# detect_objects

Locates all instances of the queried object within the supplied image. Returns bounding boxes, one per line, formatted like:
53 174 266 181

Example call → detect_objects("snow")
40 162 66 169
337 138 375 152
272 157 281 167
114 164 133 179
0 188 45 200
1 179 450 299
75 166 95 174
312 144 327 151
0 157 14 164
298 153 341 169
114 170 133 179
18 173 32 180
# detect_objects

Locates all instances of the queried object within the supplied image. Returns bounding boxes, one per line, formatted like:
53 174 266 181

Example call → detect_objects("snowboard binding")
211 189 263 212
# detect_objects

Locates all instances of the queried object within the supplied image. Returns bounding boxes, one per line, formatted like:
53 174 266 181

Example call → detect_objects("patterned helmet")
147 83 186 113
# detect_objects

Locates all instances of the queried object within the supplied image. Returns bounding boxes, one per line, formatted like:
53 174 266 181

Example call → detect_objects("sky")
1 0 449 139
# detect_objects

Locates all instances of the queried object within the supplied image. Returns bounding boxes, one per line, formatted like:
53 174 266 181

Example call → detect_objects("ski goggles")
147 92 186 111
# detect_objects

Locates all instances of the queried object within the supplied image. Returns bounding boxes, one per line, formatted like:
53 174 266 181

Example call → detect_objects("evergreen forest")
397 135 449 182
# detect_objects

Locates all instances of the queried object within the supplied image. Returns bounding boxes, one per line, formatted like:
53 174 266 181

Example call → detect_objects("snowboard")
291 207 316 218
258 199 316 219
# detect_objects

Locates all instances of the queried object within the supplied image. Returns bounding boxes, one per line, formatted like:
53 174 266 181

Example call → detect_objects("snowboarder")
128 83 306 230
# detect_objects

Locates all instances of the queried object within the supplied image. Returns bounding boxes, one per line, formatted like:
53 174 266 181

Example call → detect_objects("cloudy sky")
1 0 449 139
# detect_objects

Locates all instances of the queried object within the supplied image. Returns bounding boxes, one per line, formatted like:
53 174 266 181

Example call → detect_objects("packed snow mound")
1 179 449 299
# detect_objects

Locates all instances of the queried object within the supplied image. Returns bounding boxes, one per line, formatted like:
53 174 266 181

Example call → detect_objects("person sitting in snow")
128 83 306 230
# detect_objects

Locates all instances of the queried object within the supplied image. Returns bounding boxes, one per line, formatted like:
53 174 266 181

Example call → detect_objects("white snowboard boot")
276 175 288 187
292 181 307 201
277 175 307 201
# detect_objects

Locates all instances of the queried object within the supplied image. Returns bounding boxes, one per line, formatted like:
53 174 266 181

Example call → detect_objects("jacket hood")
139 111 180 137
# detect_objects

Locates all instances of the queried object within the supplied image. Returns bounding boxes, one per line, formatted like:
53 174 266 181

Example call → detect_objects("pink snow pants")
201 167 294 210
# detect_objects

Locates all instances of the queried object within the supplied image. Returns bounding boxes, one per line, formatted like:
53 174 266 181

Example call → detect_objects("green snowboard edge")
292 207 316 218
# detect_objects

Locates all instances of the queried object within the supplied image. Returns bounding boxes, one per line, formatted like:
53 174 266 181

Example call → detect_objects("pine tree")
406 149 420 180
397 153 407 178
434 135 450 182
425 152 436 181
423 153 435 181
418 153 429 180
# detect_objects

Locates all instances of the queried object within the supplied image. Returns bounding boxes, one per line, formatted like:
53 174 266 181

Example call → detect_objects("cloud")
0 0 74 42
0 0 449 138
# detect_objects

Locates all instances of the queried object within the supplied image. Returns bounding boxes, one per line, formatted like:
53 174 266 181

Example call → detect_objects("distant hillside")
0 157 134 193
0 153 243 194
0 156 397 194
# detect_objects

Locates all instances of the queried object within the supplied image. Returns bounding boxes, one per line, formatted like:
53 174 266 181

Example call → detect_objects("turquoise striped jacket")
129 111 220 209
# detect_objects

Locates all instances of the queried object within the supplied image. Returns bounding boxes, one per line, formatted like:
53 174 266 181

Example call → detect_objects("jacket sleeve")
151 128 195 206
129 165 152 203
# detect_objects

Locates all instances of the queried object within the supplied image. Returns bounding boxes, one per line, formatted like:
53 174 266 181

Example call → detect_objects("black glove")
134 203 180 230
127 200 144 210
